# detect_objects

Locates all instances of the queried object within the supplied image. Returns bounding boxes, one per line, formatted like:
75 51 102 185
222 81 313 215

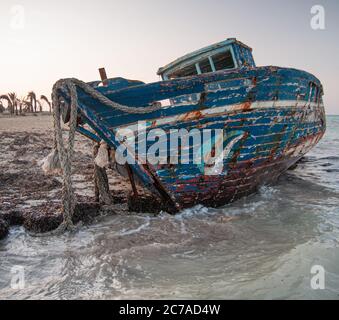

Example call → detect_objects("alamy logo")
10 265 25 290
310 265 325 290
114 121 248 175
10 5 25 30
310 5 325 30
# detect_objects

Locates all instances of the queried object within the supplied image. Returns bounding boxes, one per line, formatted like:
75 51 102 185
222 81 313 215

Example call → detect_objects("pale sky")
0 0 338 114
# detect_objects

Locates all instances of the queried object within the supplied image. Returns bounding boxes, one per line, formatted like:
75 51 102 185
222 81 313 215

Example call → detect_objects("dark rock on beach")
0 210 25 226
0 219 9 240
128 194 164 214
24 211 63 234
72 202 102 224
20 203 103 234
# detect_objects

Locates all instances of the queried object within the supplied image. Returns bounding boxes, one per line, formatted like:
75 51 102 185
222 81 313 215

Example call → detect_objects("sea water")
0 116 338 299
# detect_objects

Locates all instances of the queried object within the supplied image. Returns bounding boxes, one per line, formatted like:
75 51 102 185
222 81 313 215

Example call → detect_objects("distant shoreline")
0 113 53 132
0 111 52 118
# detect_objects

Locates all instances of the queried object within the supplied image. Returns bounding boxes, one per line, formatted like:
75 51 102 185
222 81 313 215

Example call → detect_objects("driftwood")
93 143 114 205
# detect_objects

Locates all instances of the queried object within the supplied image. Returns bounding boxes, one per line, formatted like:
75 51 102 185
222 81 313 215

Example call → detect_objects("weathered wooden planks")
56 40 326 211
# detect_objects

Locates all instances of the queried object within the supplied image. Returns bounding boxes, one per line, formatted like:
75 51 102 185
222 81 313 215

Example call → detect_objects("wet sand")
0 115 137 238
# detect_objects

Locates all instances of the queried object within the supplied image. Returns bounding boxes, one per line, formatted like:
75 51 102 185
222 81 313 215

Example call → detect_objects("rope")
55 78 163 114
43 80 79 234
41 78 163 235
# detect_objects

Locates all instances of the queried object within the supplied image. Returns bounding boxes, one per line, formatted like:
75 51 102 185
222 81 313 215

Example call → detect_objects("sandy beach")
0 114 136 238
0 114 54 132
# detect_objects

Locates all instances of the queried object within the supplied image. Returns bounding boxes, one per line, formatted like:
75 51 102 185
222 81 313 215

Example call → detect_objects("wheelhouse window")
166 48 235 79
168 64 197 79
198 49 235 74
199 58 212 73
211 50 235 70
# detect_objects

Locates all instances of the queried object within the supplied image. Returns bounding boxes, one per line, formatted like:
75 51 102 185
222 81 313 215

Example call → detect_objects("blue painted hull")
60 66 326 211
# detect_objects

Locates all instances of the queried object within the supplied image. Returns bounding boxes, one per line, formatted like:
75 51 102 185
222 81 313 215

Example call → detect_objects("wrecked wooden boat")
55 38 326 212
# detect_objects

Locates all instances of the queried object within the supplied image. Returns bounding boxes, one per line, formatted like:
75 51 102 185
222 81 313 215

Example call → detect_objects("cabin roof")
157 38 252 76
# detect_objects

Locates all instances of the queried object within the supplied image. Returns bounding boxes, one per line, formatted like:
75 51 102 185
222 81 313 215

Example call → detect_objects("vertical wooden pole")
93 144 100 203
98 68 108 86
125 164 138 198
93 143 114 205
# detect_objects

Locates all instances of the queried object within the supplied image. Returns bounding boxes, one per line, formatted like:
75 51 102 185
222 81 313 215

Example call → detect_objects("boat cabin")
157 38 256 80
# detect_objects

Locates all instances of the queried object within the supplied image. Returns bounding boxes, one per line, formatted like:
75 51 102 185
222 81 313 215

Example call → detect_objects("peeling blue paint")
56 38 326 211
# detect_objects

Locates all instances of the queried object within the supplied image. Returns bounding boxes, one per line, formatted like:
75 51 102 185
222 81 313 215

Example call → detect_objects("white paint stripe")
114 100 323 136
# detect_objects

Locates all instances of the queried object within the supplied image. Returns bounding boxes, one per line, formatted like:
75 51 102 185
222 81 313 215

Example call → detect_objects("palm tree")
0 101 5 113
0 94 14 114
0 92 51 115
18 96 26 114
22 100 32 113
37 100 42 112
40 95 52 113
27 91 37 113
8 92 19 115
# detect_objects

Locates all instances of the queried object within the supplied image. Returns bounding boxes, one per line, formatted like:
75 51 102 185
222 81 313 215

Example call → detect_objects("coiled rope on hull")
49 78 163 234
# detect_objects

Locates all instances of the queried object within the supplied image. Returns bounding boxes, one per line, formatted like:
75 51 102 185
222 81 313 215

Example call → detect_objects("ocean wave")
259 185 279 199
324 168 339 173
318 156 339 161
118 217 151 236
